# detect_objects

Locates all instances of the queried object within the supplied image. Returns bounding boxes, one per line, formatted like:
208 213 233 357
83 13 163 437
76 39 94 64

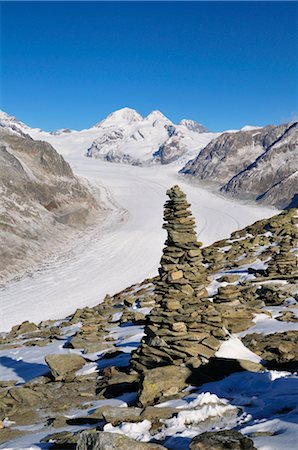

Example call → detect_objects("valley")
0 158 276 331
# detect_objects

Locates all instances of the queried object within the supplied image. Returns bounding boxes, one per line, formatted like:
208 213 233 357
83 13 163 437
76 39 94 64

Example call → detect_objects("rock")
141 406 176 422
237 360 264 372
42 430 79 445
242 331 298 371
76 431 167 450
276 310 298 322
45 354 86 381
217 274 240 283
139 365 191 406
172 322 187 332
190 430 257 450
10 321 38 335
101 406 142 425
0 428 26 444
9 387 41 406
169 270 183 281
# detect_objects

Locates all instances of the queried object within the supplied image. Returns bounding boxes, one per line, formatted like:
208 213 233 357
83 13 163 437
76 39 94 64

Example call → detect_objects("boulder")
76 431 167 450
139 365 191 406
10 321 38 335
45 353 86 381
190 430 257 450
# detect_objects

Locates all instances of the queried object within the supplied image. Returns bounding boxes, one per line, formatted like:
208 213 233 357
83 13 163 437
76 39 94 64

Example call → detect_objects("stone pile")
131 186 228 372
266 238 298 279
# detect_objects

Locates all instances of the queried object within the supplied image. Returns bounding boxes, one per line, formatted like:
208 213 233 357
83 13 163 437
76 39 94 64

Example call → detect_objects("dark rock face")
0 128 98 282
181 122 298 209
189 430 257 450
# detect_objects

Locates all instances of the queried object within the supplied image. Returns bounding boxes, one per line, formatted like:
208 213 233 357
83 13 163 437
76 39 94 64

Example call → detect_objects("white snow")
104 419 152 442
215 335 261 362
239 313 298 337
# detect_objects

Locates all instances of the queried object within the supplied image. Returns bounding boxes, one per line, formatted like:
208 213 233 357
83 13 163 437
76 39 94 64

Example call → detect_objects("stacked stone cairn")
266 237 298 279
131 185 228 372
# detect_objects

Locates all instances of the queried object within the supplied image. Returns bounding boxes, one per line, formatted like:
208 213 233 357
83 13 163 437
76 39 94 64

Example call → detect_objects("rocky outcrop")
222 122 298 208
181 122 298 209
0 128 98 282
242 331 298 371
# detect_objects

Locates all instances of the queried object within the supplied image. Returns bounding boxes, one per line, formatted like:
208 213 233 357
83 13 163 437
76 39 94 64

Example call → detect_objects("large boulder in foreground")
76 431 166 450
190 430 257 450
45 354 86 381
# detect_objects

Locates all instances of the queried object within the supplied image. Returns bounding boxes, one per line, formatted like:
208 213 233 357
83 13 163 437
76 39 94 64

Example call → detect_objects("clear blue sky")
1 1 297 131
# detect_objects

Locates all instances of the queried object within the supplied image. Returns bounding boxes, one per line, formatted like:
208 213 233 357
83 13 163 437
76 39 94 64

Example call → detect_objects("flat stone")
169 270 183 281
172 322 187 333
164 300 181 310
202 336 220 351
45 354 86 382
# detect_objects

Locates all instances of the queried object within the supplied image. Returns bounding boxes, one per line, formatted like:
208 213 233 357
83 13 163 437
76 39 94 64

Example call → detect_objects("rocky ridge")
0 194 297 449
0 127 100 282
181 121 298 209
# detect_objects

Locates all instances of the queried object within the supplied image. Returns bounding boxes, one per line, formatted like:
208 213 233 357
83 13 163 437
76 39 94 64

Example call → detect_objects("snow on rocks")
0 204 297 449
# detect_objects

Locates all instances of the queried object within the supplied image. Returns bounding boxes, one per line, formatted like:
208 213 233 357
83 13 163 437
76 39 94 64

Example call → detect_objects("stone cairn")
266 237 298 279
131 185 228 372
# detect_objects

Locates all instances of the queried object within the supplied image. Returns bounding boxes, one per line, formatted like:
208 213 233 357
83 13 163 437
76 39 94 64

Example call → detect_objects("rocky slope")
0 127 99 283
0 191 297 449
181 122 298 209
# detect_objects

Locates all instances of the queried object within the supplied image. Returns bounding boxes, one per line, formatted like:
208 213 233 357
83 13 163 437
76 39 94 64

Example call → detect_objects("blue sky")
1 1 297 131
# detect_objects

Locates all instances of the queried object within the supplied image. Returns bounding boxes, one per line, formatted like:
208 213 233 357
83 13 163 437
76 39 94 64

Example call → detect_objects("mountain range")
0 108 297 208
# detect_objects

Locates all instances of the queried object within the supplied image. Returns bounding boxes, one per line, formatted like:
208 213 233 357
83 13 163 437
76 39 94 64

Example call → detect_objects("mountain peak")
179 119 208 133
95 108 143 128
144 110 172 124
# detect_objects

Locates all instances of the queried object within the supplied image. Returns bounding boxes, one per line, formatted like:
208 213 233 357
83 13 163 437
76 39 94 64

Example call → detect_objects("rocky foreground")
0 189 297 449
0 127 101 283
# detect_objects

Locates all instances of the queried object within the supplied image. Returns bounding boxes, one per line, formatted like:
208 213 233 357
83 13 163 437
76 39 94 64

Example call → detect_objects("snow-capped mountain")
95 107 143 128
86 108 219 165
0 110 35 138
0 108 218 165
